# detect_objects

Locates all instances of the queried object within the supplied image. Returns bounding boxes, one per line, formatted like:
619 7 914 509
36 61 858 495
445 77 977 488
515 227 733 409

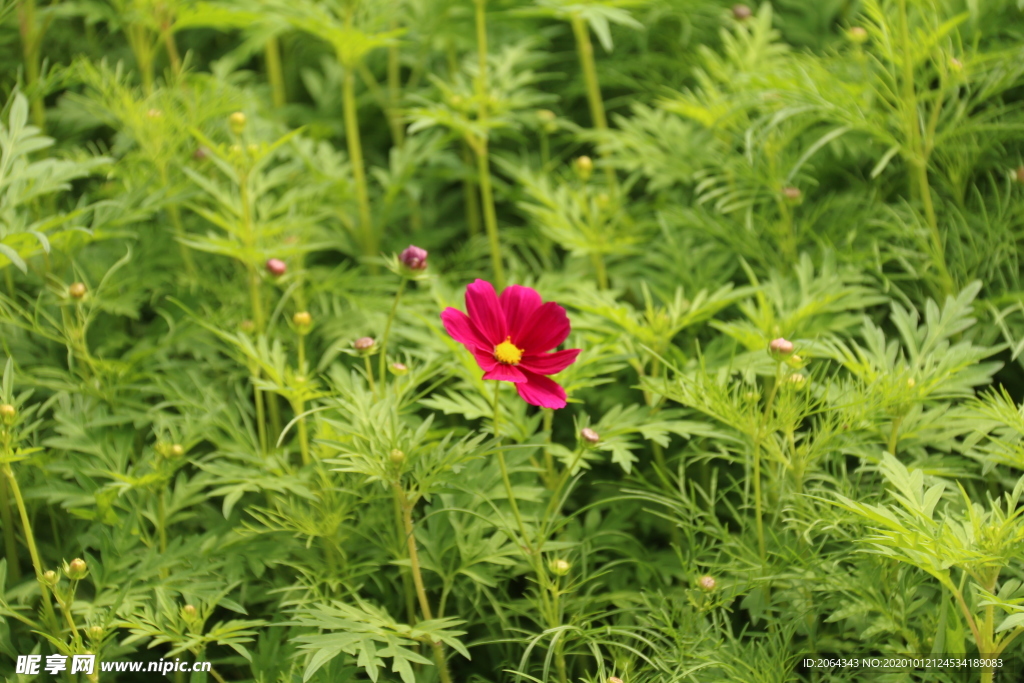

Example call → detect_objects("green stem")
396 486 454 683
570 14 616 189
364 355 377 398
472 0 505 289
589 251 608 290
158 164 197 278
157 489 167 553
888 414 903 455
461 144 482 236
265 36 286 109
295 400 310 466
391 487 418 627
342 62 377 269
16 0 45 130
378 278 407 387
3 463 59 634
387 6 404 146
0 473 21 582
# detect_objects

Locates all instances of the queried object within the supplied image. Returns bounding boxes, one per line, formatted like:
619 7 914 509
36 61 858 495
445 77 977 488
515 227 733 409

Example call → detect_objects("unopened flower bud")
170 444 184 457
769 338 794 356
266 258 287 277
193 146 210 161
68 558 88 580
450 94 464 108
147 108 162 119
88 625 104 640
229 111 246 134
240 319 255 333
293 311 312 328
538 109 556 123
390 362 408 375
732 4 752 20
0 404 15 422
69 282 87 300
42 570 58 586
1016 166 1024 184
549 558 570 576
182 604 197 618
574 155 593 181
788 373 806 385
400 245 428 271
247 143 260 155
389 449 405 465
782 186 802 204
580 427 600 444
948 57 963 73
698 575 716 591
847 27 868 44
609 678 624 683
906 377 916 388
353 336 375 353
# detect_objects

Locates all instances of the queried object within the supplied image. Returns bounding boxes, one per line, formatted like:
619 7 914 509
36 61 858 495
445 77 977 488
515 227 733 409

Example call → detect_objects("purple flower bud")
769 338 795 355
581 427 600 443
353 337 375 351
732 4 752 20
400 245 428 271
266 258 287 277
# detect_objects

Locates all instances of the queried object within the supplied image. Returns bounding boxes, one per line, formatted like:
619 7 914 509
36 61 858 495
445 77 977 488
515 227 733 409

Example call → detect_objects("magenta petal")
483 364 526 383
465 280 507 345
441 308 491 351
471 347 499 372
519 348 580 376
516 302 571 353
515 369 568 408
500 285 542 334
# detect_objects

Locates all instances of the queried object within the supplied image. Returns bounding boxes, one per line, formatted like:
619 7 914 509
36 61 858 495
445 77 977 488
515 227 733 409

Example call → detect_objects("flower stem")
2 463 59 634
396 485 454 683
16 0 46 130
472 0 506 290
378 278 407 387
570 14 616 189
364 355 377 399
0 473 21 581
157 489 168 553
461 144 482 236
265 36 286 108
240 172 268 455
387 6 404 146
342 61 377 270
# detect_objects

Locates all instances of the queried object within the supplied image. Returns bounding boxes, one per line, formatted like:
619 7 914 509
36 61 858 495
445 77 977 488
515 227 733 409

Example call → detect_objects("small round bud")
229 143 242 156
1015 166 1024 184
68 558 88 580
229 111 246 134
609 678 624 683
847 27 868 44
293 311 312 328
182 604 197 618
782 186 802 204
266 258 287 277
948 57 963 73
731 4 752 20
537 109 556 123
193 146 210 161
0 404 16 421
769 338 795 356
247 143 260 155
353 336 375 353
240 319 255 333
389 449 405 465
42 570 58 586
574 155 593 181
906 377 916 388
69 282 87 300
580 427 600 444
87 625 104 640
595 192 610 210
170 444 184 457
147 108 163 119
399 245 428 271
698 575 717 591
549 559 571 576
787 373 806 385
450 94 464 108
390 362 409 375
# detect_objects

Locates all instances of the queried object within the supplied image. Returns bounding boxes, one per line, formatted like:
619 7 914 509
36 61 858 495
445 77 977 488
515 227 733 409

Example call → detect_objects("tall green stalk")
342 64 377 268
472 0 506 290
266 36 286 108
570 14 616 189
0 474 20 581
239 172 268 455
378 278 407 387
16 0 45 129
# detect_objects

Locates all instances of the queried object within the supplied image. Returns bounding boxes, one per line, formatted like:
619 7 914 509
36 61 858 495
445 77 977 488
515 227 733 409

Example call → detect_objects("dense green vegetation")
2 0 1024 681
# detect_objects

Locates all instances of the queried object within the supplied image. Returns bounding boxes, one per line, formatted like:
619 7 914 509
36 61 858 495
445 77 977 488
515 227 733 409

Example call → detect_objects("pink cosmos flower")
441 279 580 409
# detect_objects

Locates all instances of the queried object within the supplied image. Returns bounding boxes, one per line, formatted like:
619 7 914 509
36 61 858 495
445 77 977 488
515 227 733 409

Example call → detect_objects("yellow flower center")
494 336 523 365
